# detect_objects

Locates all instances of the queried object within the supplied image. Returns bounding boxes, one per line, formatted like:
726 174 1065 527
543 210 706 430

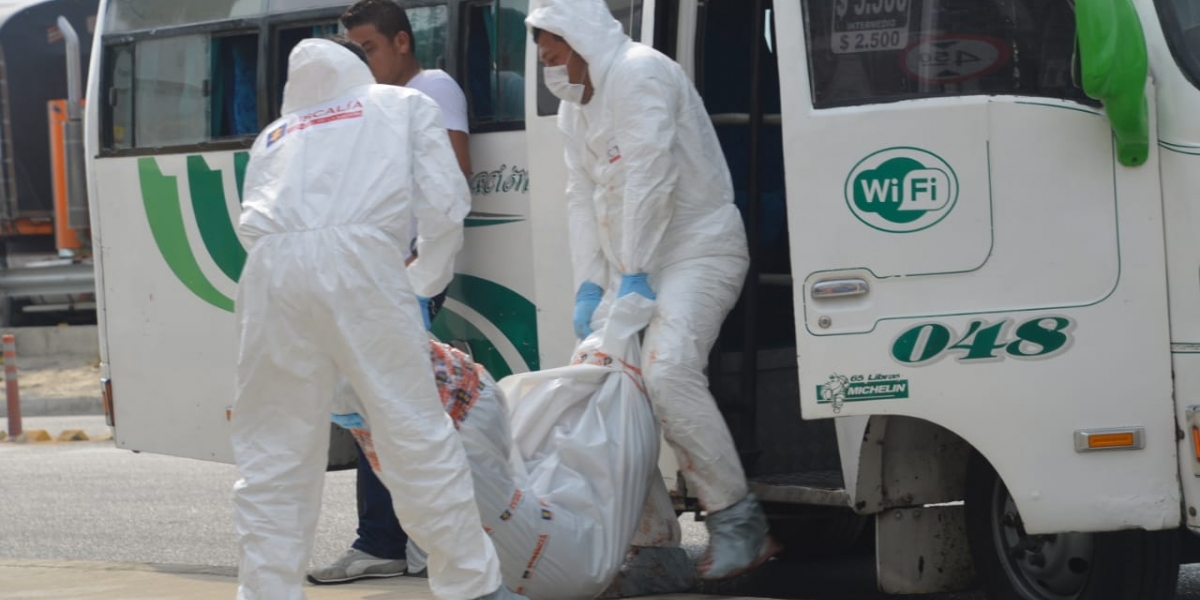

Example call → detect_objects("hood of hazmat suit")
526 0 749 291
232 39 500 600
238 38 468 298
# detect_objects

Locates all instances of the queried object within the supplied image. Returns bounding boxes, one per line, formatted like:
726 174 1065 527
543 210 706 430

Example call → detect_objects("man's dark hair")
342 0 416 46
326 34 369 65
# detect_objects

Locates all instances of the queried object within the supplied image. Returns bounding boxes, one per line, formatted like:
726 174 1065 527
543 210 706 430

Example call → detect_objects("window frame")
98 1 456 158
460 0 528 133
210 29 263 140
99 17 266 158
1154 0 1200 91
100 41 134 151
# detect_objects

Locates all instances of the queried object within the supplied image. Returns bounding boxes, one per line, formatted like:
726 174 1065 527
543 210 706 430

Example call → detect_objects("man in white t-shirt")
307 1 473 586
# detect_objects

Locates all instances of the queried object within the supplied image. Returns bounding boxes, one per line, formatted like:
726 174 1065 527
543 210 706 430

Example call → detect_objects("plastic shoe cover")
306 548 406 584
473 586 532 600
596 546 695 598
698 493 779 580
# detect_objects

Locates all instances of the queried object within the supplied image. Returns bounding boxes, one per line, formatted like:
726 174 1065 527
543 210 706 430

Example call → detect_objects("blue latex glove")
618 273 656 300
418 296 432 331
573 281 604 339
331 412 365 430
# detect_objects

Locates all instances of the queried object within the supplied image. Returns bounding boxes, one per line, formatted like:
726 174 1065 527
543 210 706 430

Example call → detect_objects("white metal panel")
1139 0 1200 528
774 0 1178 534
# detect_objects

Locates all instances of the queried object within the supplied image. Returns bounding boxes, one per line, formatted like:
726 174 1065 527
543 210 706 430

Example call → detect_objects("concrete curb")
12 429 52 442
4 427 112 443
17 395 104 417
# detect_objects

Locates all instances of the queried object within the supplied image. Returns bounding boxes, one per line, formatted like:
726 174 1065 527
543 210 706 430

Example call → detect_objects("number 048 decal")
891 316 1075 365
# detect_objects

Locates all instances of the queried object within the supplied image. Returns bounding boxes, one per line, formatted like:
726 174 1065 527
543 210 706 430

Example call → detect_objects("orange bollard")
4 334 20 439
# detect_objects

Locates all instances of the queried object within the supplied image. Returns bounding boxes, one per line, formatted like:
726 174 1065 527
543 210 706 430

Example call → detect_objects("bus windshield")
803 0 1095 108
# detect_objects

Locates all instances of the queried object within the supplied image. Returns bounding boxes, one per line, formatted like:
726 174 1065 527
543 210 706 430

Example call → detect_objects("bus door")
683 0 852 507
1145 0 1200 529
775 0 1178 534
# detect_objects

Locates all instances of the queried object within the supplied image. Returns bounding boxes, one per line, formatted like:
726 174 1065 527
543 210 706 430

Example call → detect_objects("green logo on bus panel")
136 153 540 376
845 147 959 233
818 373 910 413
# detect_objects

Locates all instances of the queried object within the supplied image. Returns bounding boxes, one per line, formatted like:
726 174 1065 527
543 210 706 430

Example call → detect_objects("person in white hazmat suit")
230 38 527 600
525 0 780 580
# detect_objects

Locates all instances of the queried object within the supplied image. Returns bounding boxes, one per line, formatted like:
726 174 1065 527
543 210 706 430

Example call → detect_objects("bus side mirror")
1076 0 1150 167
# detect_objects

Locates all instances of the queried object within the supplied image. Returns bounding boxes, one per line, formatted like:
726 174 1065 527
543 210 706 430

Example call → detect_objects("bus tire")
965 451 1180 600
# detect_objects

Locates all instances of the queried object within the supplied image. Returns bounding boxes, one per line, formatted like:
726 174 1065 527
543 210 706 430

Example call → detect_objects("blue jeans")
351 289 447 560
351 441 409 559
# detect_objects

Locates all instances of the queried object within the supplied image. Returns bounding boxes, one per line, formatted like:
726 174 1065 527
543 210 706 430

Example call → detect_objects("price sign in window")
831 0 911 54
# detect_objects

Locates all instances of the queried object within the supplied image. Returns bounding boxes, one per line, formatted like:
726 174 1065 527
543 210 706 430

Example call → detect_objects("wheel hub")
991 481 1094 600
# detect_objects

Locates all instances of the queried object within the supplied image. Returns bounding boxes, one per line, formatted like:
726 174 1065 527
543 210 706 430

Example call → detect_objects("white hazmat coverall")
526 0 751 514
231 39 502 600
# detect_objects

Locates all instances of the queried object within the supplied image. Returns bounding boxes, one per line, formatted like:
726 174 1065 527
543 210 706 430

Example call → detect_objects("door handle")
811 278 869 299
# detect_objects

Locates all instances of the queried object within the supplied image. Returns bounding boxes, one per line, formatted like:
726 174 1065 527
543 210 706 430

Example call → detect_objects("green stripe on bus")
445 275 539 371
139 158 235 312
234 151 249 204
187 156 247 282
432 307 514 379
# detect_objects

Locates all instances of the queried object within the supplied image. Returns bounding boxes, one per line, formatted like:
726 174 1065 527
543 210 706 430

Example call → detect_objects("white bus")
85 0 1200 598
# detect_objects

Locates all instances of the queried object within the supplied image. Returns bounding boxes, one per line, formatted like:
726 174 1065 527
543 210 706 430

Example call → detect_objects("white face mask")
544 52 586 104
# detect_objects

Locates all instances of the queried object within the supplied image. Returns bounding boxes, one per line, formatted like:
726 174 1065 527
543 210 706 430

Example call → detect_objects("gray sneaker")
306 548 407 585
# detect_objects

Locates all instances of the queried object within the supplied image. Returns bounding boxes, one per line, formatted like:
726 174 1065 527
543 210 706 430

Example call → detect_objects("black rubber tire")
965 451 1180 600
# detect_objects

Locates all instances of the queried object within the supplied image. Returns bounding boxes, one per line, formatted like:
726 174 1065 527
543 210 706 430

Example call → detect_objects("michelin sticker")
818 373 910 413
832 0 912 54
845 147 959 233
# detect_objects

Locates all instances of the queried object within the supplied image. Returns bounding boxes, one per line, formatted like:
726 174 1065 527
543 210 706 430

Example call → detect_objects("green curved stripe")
234 151 249 205
1077 0 1150 167
187 156 247 282
432 308 514 379
139 158 235 312
444 274 539 371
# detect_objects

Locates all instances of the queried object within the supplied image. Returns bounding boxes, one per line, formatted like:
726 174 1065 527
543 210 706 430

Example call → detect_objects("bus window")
802 0 1095 109
536 0 644 116
273 22 341 117
608 0 643 43
103 31 263 151
409 5 449 72
105 44 134 150
211 34 260 139
464 0 528 129
1156 0 1200 89
134 35 210 147
104 0 265 34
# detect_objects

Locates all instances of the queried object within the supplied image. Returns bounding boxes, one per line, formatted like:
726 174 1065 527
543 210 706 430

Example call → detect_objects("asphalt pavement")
6 416 1200 599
